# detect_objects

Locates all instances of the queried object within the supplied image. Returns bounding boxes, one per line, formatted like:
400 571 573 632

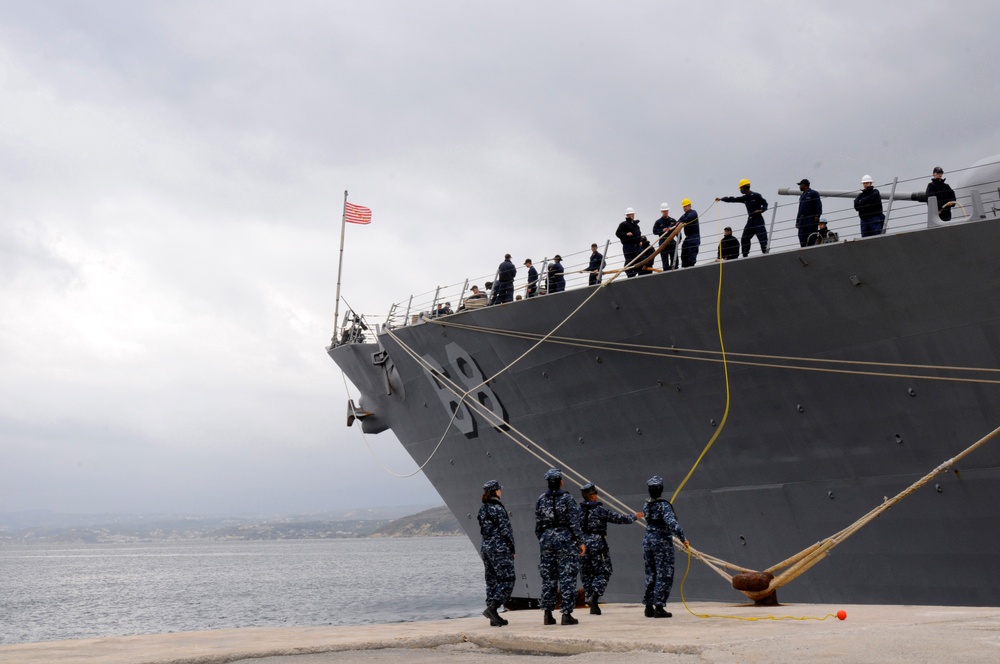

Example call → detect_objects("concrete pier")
2 602 999 663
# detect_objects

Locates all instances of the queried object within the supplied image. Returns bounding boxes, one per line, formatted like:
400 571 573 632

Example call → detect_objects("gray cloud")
2 0 998 515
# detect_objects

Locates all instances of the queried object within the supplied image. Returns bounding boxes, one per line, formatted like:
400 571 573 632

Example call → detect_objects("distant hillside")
369 505 463 537
0 506 462 545
0 505 446 544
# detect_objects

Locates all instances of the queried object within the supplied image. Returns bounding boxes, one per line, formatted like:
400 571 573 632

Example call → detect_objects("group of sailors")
795 166 957 240
478 469 689 627
450 166 955 312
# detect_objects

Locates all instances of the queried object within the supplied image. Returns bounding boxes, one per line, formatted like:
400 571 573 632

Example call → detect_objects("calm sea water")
0 537 484 645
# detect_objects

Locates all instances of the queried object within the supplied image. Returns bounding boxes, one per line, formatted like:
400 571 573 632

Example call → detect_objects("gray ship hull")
330 219 1000 607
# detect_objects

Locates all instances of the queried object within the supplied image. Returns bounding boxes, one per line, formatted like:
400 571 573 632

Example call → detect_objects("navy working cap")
482 479 502 492
580 482 597 495
647 475 664 487
544 468 562 481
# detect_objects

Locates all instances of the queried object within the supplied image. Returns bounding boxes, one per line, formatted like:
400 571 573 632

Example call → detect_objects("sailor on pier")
478 479 515 627
579 483 643 615
535 468 586 625
642 475 689 618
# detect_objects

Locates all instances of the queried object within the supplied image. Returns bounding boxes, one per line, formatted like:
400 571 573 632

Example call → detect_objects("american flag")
345 201 372 225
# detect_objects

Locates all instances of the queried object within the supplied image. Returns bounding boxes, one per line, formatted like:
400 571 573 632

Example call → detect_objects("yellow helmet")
738 178 751 188
681 198 692 207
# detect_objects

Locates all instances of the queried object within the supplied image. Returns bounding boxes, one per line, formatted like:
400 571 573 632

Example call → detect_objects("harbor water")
0 537 483 645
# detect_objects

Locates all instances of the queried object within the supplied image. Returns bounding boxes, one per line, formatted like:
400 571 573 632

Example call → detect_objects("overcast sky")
2 1 998 516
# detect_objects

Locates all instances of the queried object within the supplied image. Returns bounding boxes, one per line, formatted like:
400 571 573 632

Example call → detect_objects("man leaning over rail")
717 178 769 257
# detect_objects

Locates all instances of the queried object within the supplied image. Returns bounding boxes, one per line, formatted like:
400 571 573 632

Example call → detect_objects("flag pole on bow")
332 193 373 345
330 189 372 348
332 190 349 345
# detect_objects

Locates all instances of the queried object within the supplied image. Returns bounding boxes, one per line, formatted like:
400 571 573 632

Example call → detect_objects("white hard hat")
625 207 635 215
861 174 873 183
660 203 670 211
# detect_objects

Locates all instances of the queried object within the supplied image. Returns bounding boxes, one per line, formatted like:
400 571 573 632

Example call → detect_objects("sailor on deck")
524 259 538 298
585 244 604 286
926 166 957 221
796 178 822 247
535 468 585 625
718 227 739 260
547 256 565 293
615 208 643 278
678 199 700 267
717 178 769 257
651 203 679 271
854 174 885 237
494 254 517 304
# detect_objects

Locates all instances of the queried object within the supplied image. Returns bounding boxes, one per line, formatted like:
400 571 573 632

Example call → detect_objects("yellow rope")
679 544 842 622
671 234 731 503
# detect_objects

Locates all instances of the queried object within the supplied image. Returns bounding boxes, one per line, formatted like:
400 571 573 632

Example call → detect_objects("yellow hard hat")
681 198 692 207
738 178 751 188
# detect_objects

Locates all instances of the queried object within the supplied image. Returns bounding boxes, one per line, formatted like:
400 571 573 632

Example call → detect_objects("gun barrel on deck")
777 187 927 202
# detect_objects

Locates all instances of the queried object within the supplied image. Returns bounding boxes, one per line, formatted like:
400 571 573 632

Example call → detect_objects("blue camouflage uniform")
642 495 686 608
535 475 584 615
579 497 636 599
478 493 516 609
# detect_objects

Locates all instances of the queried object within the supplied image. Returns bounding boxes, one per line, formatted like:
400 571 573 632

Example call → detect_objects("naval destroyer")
328 157 1000 607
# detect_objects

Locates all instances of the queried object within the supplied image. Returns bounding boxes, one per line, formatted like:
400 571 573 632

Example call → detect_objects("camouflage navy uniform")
580 495 636 600
535 471 584 616
478 484 516 611
642 492 686 608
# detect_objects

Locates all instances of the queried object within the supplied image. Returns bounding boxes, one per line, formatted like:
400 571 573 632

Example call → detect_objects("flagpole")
332 190 348 346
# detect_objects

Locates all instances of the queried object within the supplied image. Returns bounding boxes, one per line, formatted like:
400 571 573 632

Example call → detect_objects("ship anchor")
346 398 372 427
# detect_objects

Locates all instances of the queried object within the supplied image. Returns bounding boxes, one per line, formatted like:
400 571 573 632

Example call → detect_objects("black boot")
561 612 579 625
653 605 672 618
589 594 601 615
644 604 654 618
543 609 556 625
494 602 508 626
483 603 502 627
